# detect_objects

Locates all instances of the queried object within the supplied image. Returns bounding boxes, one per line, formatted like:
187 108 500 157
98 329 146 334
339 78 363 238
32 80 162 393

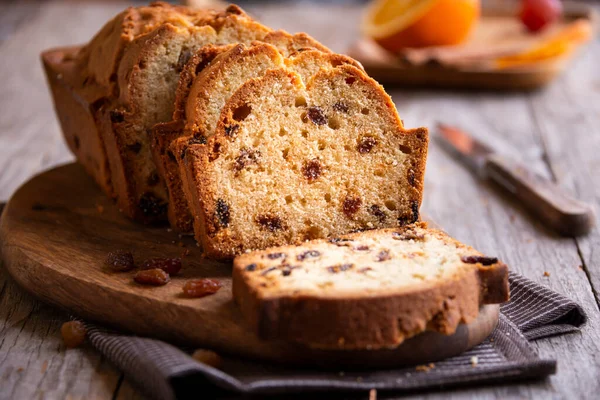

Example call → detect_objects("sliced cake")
182 65 428 259
42 2 218 198
152 38 359 231
232 223 510 349
99 5 272 223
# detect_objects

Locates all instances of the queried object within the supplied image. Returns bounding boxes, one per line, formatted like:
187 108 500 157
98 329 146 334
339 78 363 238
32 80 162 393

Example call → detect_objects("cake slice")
152 38 359 231
99 5 272 223
182 65 428 259
232 223 510 350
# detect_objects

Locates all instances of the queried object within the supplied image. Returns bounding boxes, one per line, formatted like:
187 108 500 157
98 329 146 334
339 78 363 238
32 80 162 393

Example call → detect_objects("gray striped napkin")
82 272 586 400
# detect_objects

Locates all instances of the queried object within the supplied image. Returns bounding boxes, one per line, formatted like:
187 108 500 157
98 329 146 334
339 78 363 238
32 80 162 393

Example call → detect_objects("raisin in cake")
152 40 360 231
233 223 509 350
101 6 273 223
182 65 428 259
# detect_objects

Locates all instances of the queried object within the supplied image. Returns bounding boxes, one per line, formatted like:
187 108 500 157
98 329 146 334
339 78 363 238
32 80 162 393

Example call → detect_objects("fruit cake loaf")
182 65 428 259
154 41 360 232
100 6 273 223
232 222 510 349
42 3 218 198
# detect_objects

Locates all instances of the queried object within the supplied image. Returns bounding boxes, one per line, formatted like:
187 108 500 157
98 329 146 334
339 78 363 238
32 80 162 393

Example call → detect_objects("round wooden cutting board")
0 163 499 368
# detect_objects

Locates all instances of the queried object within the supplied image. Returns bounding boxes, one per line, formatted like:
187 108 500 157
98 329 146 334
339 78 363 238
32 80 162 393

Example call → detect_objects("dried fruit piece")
343 196 362 218
192 349 222 368
255 214 284 232
139 193 168 217
224 124 240 137
266 252 287 260
215 199 230 228
134 268 170 286
369 205 387 223
296 250 321 261
332 101 349 113
302 159 322 182
234 148 260 173
189 134 207 145
141 258 182 275
109 110 124 123
105 250 135 272
61 321 86 348
307 106 327 125
182 279 223 298
375 250 391 262
461 255 498 266
245 263 257 271
354 245 370 251
357 137 377 154
327 264 354 273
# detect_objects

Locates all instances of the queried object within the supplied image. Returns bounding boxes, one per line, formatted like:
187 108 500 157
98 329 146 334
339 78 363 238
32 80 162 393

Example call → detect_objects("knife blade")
436 123 595 237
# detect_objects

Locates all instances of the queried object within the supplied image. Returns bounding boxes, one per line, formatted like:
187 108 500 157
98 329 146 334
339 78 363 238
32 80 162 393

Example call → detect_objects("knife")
436 123 595 237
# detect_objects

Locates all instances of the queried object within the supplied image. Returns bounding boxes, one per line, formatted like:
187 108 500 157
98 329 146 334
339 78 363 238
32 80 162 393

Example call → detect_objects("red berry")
520 0 563 33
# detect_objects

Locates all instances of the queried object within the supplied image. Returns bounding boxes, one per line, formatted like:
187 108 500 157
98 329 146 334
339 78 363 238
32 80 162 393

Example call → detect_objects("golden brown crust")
261 30 331 55
76 2 217 94
42 47 114 198
232 224 510 350
185 65 428 259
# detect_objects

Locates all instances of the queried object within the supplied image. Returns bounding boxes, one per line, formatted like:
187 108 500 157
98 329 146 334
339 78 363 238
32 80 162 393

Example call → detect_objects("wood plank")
527 32 600 306
0 264 122 399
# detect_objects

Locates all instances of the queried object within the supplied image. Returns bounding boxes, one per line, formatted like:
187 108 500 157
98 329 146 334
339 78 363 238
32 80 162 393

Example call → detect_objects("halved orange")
362 0 481 52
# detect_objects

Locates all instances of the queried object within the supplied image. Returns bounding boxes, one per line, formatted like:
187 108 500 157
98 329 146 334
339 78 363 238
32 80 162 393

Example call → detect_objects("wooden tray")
348 3 597 90
0 163 498 368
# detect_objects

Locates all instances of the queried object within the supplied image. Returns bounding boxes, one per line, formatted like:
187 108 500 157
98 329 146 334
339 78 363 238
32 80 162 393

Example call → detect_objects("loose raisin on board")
461 255 498 266
141 258 182 275
105 250 135 272
182 279 223 298
134 268 170 286
192 349 222 368
61 321 86 348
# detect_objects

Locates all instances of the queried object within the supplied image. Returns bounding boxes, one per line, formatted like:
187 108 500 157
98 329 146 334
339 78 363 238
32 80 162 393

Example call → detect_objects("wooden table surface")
1 1 599 399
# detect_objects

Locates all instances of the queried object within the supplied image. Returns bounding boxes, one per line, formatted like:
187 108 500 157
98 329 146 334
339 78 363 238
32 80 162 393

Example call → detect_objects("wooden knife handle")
485 154 595 236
